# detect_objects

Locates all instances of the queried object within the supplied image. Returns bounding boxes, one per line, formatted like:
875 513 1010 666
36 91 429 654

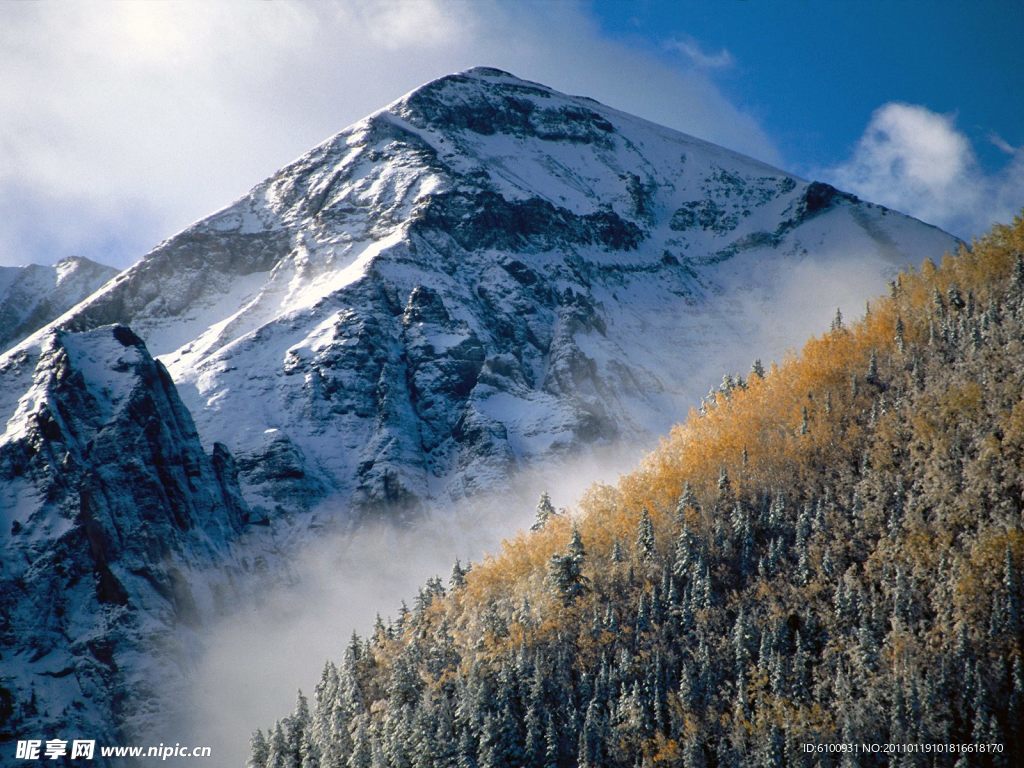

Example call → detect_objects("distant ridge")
0 255 117 351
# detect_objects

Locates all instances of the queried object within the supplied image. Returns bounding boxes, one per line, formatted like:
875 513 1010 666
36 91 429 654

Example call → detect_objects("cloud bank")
0 0 779 268
828 102 1024 239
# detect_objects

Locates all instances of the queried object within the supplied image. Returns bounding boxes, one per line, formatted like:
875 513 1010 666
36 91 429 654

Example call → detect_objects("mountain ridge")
0 324 249 744
0 255 117 352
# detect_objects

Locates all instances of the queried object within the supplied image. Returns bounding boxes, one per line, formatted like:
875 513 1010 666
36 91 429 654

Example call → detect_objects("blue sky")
592 1 1023 175
1 1 1020 268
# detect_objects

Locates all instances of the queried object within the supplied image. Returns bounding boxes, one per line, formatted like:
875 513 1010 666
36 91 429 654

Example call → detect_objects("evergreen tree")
531 492 558 531
299 730 320 768
431 699 459 768
672 519 694 580
867 348 879 381
408 701 437 768
579 697 606 768
1003 544 1020 635
523 670 546 767
948 283 965 311
543 716 560 768
450 559 468 590
285 691 311 768
636 508 656 562
717 466 732 502
611 539 625 563
348 717 372 768
549 525 589 604
1009 656 1023 753
683 735 707 768
249 729 270 768
267 723 290 768
831 307 844 331
568 524 585 561
732 605 753 678
635 591 651 634
456 726 478 768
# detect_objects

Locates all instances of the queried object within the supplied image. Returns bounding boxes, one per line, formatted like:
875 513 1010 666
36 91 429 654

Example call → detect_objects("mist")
167 443 646 767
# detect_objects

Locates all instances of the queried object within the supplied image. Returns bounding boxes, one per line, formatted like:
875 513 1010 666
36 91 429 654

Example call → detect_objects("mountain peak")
411 66 542 94
54 254 109 270
392 66 608 143
454 65 523 80
1 68 960 518
0 255 117 351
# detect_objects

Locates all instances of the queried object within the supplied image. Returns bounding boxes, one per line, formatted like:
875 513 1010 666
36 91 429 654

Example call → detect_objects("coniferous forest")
249 216 1024 767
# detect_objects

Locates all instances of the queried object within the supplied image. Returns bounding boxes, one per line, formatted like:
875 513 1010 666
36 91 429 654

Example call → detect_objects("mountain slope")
0 256 117 352
254 215 1024 768
0 325 249 744
0 68 958 521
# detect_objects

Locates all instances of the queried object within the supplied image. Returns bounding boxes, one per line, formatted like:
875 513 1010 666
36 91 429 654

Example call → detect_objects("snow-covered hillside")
0 67 960 746
0 256 117 352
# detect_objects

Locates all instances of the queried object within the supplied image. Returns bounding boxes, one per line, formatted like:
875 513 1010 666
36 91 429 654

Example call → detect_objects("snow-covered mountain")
2 68 957 518
0 256 117 352
0 325 249 744
0 67 960 746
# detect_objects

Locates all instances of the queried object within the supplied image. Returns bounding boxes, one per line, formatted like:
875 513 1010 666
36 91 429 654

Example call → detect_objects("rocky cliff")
0 325 247 742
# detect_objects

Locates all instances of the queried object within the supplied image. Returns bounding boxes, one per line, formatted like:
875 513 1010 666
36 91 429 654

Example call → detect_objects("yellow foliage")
651 736 683 766
954 529 1024 630
426 212 1024 661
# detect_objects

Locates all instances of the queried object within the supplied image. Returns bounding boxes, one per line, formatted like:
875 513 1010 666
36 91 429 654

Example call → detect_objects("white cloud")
667 36 735 69
988 132 1018 157
828 102 1024 238
0 0 779 268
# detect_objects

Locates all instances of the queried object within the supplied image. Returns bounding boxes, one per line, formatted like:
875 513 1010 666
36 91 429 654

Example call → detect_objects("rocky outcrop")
0 325 248 742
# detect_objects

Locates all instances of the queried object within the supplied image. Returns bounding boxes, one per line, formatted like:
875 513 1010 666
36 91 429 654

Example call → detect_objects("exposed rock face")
0 326 247 742
0 256 118 352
